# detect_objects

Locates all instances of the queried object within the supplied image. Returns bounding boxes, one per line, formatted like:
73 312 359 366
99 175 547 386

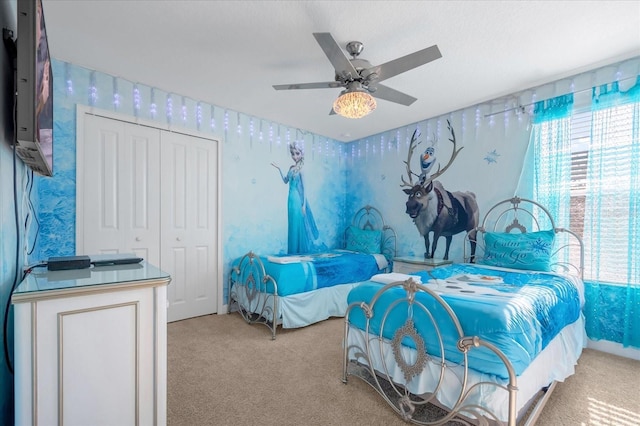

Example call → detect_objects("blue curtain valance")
532 93 574 123
592 75 640 110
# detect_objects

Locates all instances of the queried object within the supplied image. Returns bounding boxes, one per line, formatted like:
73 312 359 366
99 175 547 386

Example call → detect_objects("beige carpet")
167 313 640 426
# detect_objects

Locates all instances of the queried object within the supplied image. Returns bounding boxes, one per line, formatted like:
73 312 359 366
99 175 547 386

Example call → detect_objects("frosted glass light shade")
332 91 377 119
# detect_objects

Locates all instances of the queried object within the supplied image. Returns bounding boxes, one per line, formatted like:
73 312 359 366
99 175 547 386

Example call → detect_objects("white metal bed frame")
341 197 585 425
228 205 397 339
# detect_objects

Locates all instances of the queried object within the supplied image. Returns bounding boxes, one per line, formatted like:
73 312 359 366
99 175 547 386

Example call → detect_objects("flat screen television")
16 0 53 176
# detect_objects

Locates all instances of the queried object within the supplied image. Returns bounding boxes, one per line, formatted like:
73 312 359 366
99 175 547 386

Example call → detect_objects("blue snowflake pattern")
484 149 500 164
529 237 552 255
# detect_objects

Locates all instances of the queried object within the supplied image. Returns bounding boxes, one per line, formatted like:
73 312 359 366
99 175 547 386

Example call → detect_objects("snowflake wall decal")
484 149 500 164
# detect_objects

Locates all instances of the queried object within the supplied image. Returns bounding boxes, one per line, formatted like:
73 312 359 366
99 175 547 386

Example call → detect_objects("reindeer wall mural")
401 121 479 261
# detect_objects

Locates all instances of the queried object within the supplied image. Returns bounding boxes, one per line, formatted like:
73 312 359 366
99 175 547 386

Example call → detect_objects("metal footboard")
342 278 520 425
228 251 279 340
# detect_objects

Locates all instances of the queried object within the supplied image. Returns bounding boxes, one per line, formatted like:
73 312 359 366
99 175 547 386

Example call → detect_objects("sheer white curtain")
516 94 574 265
521 82 640 348
583 78 640 347
529 94 574 230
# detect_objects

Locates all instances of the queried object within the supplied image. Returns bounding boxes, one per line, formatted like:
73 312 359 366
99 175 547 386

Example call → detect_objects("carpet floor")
167 313 640 426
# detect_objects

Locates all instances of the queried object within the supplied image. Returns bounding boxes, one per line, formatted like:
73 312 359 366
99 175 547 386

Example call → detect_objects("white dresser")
392 256 452 274
12 262 171 426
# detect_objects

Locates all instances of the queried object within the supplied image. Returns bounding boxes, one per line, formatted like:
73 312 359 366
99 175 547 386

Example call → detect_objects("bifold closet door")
79 112 219 322
160 131 218 322
79 115 161 265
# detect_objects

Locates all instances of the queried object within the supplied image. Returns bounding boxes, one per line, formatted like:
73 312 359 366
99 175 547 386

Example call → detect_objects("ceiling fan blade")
370 84 417 106
313 32 359 80
373 45 442 83
273 82 343 90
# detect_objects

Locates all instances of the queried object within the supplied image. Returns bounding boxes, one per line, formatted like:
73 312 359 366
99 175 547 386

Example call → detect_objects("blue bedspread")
234 250 384 297
347 264 582 379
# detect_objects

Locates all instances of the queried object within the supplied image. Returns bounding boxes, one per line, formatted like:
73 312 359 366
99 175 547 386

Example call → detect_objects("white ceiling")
42 1 640 142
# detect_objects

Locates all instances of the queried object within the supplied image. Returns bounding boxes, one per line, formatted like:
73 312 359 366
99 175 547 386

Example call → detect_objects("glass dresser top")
13 261 170 297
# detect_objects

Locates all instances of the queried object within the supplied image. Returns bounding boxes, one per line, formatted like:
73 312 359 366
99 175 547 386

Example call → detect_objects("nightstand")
392 256 452 274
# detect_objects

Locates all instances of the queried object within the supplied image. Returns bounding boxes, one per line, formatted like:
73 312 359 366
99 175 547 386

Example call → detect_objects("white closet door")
78 110 220 322
161 131 218 322
79 114 161 265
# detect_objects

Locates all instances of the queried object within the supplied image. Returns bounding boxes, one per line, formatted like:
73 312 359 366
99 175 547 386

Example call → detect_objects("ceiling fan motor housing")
335 58 377 87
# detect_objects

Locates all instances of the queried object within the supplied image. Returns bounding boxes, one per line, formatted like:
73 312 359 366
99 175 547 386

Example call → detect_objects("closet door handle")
135 237 142 241
176 237 182 242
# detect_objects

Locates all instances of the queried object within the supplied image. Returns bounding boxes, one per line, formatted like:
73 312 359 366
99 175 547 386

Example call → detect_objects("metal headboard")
346 205 398 266
480 196 555 233
464 196 584 278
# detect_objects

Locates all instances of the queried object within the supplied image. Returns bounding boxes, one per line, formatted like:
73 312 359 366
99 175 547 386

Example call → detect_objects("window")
567 102 639 285
533 80 640 348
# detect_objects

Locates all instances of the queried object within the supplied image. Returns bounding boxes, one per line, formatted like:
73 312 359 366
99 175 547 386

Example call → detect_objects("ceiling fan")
273 32 442 118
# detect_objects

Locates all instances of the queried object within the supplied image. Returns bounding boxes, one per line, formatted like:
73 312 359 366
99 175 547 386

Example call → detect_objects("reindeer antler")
400 129 421 188
421 120 463 188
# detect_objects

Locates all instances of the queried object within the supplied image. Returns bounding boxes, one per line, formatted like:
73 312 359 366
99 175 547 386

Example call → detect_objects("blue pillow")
345 226 382 254
479 230 555 272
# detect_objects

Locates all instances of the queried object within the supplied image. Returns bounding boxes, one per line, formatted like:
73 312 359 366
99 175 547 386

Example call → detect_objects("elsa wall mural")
271 141 319 254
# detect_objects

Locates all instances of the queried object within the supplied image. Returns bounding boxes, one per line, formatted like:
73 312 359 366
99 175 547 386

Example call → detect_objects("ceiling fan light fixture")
332 90 377 119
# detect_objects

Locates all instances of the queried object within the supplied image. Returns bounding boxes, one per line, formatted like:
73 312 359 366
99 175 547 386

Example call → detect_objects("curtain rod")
483 74 639 118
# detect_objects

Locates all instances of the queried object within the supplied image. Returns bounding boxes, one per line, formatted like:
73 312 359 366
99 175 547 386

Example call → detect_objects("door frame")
75 105 225 315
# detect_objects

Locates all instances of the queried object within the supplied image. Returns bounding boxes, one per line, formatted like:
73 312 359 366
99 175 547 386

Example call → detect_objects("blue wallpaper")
28 57 640 353
38 60 348 295
33 70 77 260
345 117 530 260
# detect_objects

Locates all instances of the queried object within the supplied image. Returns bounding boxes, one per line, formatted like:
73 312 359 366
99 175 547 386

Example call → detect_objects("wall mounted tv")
16 0 53 176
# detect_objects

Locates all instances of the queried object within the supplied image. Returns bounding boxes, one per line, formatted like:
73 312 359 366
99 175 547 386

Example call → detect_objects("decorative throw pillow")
345 226 382 254
479 230 555 272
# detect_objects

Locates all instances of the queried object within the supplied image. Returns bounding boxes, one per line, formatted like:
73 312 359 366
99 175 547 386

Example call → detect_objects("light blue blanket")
233 250 384 297
347 264 582 379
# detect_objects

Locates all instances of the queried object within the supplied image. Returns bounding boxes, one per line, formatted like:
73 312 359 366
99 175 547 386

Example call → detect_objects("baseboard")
587 338 640 361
